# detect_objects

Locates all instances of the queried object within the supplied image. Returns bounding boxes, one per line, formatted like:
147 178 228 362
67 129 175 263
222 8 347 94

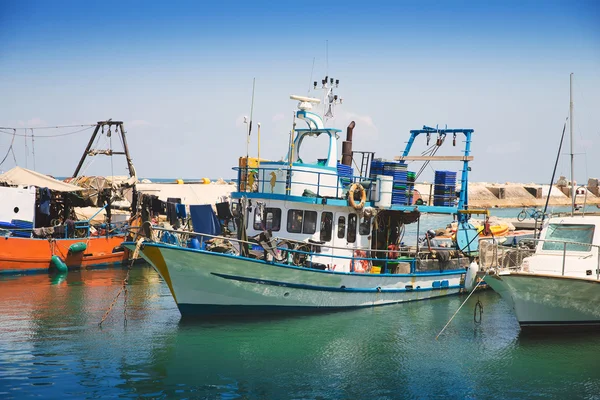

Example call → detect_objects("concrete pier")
414 181 600 208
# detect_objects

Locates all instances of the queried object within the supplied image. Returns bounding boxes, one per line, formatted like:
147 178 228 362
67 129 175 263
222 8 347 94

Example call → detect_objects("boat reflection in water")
1 268 600 398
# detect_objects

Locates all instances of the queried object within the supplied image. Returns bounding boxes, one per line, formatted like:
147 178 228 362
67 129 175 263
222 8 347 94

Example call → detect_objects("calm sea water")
1 265 599 399
1 207 599 399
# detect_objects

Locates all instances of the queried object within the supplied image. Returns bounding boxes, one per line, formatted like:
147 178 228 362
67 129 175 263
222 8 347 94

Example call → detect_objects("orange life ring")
348 183 367 210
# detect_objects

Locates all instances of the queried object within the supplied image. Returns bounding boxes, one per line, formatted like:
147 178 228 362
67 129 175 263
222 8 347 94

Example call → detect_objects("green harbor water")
1 265 599 399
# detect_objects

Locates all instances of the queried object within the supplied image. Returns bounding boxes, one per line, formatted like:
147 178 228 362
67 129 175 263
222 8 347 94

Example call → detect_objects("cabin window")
348 214 357 243
254 207 281 231
287 209 304 233
286 209 318 234
359 216 371 235
542 224 595 252
337 216 346 239
303 211 317 234
320 212 333 242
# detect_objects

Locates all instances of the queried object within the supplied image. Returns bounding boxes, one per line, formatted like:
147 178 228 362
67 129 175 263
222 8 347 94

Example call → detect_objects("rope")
31 129 36 170
0 129 16 167
0 126 94 138
76 129 108 177
0 123 95 130
415 138 444 180
435 272 488 340
24 130 28 168
98 237 144 327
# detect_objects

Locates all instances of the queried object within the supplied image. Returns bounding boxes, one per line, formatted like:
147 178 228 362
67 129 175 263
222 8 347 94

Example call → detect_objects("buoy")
348 183 367 210
50 255 68 273
464 261 480 291
68 242 87 254
50 273 67 285
201 177 211 184
175 179 184 184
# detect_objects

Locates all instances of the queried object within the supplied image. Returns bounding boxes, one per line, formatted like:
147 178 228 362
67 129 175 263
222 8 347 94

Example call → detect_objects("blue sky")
1 0 599 184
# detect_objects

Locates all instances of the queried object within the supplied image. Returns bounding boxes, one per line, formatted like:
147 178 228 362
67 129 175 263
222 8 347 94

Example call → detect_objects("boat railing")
479 237 600 279
143 225 404 255
140 226 466 275
234 165 457 206
234 165 379 199
277 245 464 274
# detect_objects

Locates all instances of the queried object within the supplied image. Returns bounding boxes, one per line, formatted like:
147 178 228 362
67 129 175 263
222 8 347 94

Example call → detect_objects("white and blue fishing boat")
124 77 481 317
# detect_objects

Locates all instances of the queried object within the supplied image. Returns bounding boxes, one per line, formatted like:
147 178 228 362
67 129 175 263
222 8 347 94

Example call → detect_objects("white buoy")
464 261 480 291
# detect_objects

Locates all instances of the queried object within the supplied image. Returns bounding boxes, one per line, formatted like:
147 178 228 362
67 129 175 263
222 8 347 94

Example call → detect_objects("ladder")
352 151 375 178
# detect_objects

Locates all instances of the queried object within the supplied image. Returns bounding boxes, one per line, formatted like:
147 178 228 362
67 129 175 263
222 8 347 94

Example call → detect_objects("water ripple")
1 266 599 399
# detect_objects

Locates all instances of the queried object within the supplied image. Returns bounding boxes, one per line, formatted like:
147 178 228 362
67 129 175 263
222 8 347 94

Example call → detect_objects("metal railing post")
317 172 321 197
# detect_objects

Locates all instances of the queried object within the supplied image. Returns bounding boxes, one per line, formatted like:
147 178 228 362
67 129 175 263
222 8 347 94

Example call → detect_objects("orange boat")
0 120 140 275
0 235 129 275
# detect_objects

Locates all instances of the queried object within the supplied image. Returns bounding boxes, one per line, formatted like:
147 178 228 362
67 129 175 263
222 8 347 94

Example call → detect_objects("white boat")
484 74 600 329
124 77 482 317
485 216 600 328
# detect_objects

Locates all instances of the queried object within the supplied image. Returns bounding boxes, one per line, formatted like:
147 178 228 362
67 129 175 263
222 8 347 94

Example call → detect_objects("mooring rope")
98 237 144 327
435 272 488 340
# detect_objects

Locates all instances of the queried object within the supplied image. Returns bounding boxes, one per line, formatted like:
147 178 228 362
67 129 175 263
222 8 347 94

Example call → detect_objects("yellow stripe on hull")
143 245 178 303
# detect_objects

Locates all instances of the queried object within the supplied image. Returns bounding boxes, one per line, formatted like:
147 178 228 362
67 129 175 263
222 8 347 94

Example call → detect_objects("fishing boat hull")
485 271 600 328
125 242 465 316
0 235 130 274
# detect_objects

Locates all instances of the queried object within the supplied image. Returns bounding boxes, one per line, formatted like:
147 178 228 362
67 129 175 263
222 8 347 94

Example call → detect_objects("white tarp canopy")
0 166 82 192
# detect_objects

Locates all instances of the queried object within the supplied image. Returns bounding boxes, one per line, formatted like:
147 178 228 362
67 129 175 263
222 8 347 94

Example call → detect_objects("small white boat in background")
485 216 600 328
484 73 600 330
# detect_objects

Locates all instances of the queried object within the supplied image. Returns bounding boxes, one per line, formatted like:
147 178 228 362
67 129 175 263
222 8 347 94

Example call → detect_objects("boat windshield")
542 224 595 252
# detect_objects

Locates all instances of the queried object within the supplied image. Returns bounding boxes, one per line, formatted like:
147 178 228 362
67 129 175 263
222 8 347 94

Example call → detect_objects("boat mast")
570 73 575 216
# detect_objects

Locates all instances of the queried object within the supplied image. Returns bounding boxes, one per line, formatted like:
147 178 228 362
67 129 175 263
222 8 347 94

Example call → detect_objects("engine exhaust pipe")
342 121 355 166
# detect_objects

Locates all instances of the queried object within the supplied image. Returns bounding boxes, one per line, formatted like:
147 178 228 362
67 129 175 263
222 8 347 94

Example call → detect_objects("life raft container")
348 183 367 210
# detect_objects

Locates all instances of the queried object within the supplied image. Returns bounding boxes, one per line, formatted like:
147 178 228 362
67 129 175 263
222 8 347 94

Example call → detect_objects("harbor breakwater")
415 180 600 208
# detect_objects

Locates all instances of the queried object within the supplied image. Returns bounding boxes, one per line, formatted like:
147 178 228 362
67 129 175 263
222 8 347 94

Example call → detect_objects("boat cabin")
229 86 476 274
520 216 600 279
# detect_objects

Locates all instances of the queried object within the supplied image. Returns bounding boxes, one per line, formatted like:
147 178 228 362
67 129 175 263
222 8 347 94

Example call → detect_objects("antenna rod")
308 57 315 95
257 123 261 169
326 40 329 77
246 78 256 191
570 73 575 216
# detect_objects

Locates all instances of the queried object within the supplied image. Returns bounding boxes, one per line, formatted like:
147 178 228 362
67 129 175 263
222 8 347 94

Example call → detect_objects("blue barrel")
188 237 201 249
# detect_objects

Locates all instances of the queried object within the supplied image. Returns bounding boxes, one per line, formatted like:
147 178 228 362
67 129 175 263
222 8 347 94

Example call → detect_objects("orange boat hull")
0 235 129 274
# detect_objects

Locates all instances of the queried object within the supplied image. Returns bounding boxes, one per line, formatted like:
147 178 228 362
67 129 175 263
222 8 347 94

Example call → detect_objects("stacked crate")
407 171 416 204
433 170 457 206
337 162 354 189
370 159 409 205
